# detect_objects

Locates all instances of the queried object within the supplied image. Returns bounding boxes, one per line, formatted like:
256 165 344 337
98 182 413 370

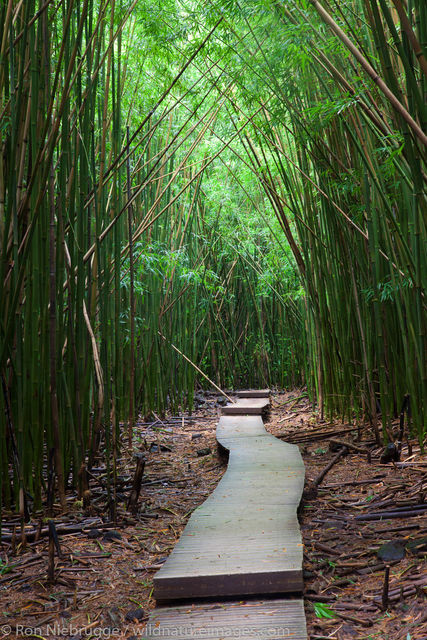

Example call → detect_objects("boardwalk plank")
144 599 307 640
221 398 270 415
235 388 271 398
216 415 266 440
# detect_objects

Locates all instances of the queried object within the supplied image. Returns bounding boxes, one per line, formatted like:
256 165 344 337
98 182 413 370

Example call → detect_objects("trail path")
146 390 307 639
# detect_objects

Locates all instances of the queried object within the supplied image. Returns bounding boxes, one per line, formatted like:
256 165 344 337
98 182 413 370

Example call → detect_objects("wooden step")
221 397 270 415
153 417 305 602
144 599 307 640
235 388 271 398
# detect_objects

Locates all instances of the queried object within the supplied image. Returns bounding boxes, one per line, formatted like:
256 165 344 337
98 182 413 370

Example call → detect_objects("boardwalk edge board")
148 390 307 639
153 569 304 601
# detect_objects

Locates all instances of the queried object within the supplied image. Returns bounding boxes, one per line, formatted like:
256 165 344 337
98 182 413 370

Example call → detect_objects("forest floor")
0 391 426 640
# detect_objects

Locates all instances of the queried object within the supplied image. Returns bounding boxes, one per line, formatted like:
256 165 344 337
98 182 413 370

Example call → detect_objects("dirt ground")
0 390 426 640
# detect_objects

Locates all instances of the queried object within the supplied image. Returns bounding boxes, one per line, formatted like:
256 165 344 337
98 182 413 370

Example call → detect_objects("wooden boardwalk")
148 391 307 639
153 404 305 600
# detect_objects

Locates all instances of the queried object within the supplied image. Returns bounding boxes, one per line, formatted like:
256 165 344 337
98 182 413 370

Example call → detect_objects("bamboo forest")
0 0 426 638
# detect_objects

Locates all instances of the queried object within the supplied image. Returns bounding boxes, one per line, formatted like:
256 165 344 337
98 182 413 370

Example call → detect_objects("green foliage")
313 602 335 619
1 0 425 513
0 560 15 576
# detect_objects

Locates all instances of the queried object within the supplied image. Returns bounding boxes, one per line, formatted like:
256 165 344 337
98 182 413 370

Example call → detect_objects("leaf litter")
0 390 425 640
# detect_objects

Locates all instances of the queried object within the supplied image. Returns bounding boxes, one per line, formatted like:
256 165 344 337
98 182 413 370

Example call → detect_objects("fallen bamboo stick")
313 447 348 487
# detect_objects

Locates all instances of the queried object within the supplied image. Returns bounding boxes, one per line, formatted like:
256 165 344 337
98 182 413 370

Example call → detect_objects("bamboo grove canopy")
0 0 425 511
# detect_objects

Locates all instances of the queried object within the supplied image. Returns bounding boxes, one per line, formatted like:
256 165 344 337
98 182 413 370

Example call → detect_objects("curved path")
146 392 307 639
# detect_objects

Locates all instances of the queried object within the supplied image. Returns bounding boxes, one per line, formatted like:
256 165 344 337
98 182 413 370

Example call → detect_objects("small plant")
313 602 335 619
0 560 15 576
